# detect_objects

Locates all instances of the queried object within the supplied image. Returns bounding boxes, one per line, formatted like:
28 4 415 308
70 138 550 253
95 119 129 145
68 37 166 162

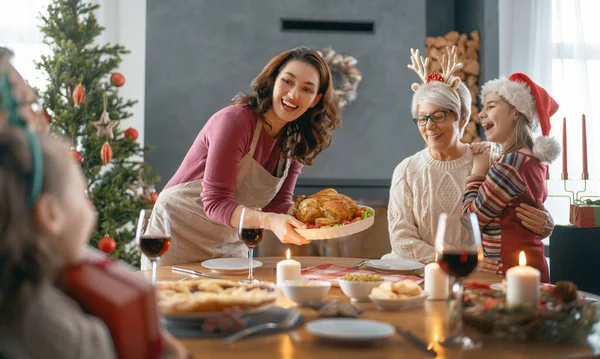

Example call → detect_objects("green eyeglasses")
413 110 453 127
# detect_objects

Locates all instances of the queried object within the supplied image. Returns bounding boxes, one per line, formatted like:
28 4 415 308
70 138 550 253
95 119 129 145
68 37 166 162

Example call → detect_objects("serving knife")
396 326 437 357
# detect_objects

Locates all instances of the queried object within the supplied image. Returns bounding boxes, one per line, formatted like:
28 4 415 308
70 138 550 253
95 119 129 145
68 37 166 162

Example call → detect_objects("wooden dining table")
143 257 600 359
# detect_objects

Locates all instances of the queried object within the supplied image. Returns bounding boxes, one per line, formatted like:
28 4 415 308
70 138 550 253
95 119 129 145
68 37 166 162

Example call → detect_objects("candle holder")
546 173 594 205
546 175 600 227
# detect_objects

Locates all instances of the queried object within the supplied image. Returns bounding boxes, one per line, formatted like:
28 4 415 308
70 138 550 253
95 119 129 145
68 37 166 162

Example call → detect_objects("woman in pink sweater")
144 47 341 267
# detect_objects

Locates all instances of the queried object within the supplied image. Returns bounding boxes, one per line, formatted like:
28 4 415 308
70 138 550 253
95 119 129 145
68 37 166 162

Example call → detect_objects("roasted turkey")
293 188 359 226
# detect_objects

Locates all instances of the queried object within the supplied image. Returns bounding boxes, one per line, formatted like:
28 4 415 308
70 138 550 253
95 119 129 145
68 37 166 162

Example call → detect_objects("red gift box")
60 260 163 359
570 204 600 228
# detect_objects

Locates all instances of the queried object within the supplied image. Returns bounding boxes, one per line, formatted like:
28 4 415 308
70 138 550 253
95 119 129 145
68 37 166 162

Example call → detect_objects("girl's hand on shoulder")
470 141 491 155
471 148 492 176
477 257 503 274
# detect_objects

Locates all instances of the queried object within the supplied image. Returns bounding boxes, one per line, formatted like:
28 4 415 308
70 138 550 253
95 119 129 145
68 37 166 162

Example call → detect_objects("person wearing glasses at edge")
142 47 341 269
381 47 554 275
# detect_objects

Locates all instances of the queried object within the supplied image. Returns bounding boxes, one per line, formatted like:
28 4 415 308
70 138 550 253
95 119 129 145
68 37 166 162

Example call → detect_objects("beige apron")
141 120 291 269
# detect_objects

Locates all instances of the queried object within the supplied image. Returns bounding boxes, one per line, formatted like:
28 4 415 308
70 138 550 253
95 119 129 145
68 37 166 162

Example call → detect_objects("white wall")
96 0 147 147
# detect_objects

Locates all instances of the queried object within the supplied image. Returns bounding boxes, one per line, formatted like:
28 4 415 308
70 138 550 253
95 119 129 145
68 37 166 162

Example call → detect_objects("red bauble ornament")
100 141 113 164
124 127 139 141
426 73 444 83
110 72 125 87
73 83 85 105
149 191 159 205
43 111 52 123
98 236 116 254
70 147 83 163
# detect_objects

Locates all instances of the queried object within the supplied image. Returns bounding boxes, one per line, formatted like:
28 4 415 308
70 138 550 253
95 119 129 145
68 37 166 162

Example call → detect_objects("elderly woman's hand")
515 198 555 238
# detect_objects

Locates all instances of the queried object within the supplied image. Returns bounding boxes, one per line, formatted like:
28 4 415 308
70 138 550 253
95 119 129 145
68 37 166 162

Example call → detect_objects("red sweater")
164 105 303 226
463 152 549 282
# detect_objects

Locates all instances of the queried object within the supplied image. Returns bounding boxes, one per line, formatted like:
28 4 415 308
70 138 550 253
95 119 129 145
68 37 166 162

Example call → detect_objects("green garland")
462 284 598 343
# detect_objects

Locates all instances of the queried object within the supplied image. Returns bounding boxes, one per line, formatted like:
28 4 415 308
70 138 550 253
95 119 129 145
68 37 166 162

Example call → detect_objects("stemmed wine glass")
238 207 264 285
136 208 171 284
435 212 483 349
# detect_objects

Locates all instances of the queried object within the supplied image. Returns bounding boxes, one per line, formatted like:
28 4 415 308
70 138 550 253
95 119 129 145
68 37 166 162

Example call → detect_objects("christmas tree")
36 0 159 266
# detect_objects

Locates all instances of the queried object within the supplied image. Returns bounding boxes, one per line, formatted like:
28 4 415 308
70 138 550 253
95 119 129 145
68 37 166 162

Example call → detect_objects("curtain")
499 0 600 225
0 0 51 89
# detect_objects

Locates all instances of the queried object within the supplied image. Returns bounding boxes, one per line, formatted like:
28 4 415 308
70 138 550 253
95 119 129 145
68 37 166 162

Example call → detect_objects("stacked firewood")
426 30 482 143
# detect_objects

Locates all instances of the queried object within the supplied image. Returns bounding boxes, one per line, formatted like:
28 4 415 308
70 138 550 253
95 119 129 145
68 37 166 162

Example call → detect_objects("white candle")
424 262 449 300
506 251 540 308
276 249 301 286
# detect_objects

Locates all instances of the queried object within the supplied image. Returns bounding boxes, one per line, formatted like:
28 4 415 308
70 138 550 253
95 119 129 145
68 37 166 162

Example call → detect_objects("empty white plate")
365 259 424 272
201 258 263 273
306 318 395 342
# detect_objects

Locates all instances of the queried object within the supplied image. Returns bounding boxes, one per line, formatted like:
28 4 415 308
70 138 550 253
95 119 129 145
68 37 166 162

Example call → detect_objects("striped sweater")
462 151 550 282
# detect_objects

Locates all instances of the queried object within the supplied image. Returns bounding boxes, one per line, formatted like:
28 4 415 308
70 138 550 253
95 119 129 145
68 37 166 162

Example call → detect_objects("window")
0 0 51 90
546 0 600 225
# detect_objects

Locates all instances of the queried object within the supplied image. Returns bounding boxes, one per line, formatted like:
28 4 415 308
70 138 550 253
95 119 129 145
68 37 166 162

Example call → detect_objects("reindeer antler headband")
407 46 464 92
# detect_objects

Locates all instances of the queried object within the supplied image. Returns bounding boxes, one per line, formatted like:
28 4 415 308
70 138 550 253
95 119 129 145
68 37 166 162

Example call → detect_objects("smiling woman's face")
417 103 462 154
269 59 322 125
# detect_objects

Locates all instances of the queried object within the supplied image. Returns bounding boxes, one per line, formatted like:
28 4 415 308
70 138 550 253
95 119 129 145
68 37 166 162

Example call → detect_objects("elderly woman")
382 48 553 273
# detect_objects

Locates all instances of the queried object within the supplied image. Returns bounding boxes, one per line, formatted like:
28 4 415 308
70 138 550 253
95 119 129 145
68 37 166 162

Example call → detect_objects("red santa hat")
481 73 561 163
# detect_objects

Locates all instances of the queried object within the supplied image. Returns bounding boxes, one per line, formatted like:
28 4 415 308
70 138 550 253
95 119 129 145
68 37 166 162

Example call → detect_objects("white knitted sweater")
382 147 474 264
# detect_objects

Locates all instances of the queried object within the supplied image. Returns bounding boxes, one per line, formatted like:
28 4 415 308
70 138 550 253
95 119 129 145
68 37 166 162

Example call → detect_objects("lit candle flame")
519 251 527 266
286 248 291 260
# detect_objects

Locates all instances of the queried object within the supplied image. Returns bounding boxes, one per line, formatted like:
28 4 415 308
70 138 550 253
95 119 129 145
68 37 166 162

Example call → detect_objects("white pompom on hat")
481 73 561 163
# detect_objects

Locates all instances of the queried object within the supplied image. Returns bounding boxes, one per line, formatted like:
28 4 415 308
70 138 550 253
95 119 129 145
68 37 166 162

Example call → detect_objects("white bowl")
369 292 428 311
280 279 331 305
338 279 385 302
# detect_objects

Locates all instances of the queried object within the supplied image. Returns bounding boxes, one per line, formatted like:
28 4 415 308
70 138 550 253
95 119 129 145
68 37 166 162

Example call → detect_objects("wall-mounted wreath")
318 47 362 109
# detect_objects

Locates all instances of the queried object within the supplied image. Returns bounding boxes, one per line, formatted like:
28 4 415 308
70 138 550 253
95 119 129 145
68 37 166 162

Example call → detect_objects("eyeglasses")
413 110 453 127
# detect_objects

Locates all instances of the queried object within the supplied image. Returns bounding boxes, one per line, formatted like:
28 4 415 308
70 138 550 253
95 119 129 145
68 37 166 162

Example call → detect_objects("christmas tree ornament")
98 235 116 254
129 168 155 202
73 83 85 105
43 111 52 123
100 141 113 164
110 72 125 87
36 0 159 266
91 94 118 139
70 147 82 163
149 191 159 205
124 127 138 140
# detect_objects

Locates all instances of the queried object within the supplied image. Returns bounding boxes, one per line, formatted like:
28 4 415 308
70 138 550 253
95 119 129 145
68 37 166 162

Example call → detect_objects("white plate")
201 258 263 273
294 207 375 240
489 282 554 292
370 293 428 311
489 283 503 291
306 318 395 342
364 259 424 272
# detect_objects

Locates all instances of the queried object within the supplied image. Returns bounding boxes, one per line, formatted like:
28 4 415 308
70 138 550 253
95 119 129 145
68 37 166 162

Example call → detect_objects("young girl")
462 73 560 282
144 46 341 268
0 58 188 358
